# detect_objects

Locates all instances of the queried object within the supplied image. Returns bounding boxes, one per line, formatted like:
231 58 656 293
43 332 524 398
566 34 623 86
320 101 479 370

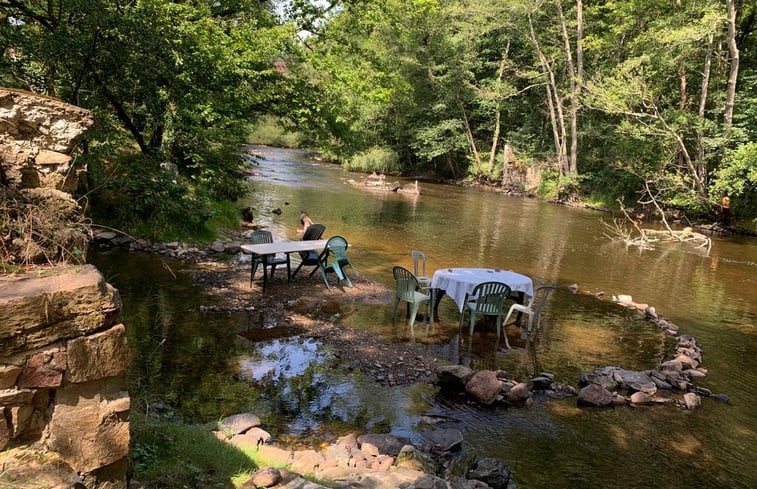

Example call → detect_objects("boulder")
465 370 503 405
629 392 655 405
683 393 701 410
505 382 531 405
577 384 614 407
218 412 261 435
423 428 463 452
467 458 511 489
394 445 438 474
436 365 474 389
358 433 407 457
247 467 281 488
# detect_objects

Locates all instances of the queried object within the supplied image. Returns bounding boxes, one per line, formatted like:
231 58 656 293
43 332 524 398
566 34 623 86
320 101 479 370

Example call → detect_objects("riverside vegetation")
1 0 755 247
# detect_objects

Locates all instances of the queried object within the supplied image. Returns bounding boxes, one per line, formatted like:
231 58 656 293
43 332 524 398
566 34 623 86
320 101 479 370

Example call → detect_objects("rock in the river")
505 382 531 405
683 392 701 410
577 384 614 407
629 391 655 405
467 458 511 489
465 370 503 405
437 365 474 389
357 433 407 457
424 428 464 453
394 445 438 474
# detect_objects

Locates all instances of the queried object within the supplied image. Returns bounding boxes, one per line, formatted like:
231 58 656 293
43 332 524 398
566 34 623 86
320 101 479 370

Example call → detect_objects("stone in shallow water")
423 428 463 453
467 457 511 489
465 370 503 405
357 433 407 457
683 392 701 410
577 384 613 407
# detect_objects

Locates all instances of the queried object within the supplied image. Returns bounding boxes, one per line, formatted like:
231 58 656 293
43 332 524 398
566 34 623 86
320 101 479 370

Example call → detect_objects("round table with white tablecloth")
430 267 534 313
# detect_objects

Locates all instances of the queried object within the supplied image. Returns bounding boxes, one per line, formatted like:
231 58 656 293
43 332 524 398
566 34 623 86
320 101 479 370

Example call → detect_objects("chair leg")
526 313 535 333
469 312 477 336
410 302 421 328
458 308 466 329
497 316 511 349
291 261 304 278
251 260 259 286
391 298 401 322
502 307 515 327
320 265 330 289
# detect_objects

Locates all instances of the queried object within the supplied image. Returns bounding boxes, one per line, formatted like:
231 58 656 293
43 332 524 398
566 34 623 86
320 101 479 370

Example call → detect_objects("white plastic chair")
501 285 556 347
410 250 431 289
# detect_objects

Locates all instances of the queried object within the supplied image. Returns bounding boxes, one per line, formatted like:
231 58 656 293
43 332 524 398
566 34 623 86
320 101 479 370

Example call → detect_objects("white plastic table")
430 267 534 312
241 239 328 293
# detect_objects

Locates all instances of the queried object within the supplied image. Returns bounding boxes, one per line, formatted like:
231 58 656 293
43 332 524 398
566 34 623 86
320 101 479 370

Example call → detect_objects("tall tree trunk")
528 14 568 176
458 97 482 174
488 54 508 173
696 33 713 183
724 0 739 131
557 1 579 177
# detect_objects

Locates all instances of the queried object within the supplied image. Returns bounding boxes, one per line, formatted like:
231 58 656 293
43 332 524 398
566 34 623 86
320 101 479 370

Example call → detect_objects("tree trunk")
528 14 568 176
696 33 713 181
724 0 739 131
488 54 508 173
557 1 579 177
458 97 482 175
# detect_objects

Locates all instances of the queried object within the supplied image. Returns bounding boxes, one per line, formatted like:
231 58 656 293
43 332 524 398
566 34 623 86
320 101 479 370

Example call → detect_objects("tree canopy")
2 0 755 228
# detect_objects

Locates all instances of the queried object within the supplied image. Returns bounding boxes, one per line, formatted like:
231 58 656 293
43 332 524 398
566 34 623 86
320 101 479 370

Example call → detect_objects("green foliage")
131 413 256 489
248 115 305 148
85 152 239 242
343 147 400 173
710 142 757 215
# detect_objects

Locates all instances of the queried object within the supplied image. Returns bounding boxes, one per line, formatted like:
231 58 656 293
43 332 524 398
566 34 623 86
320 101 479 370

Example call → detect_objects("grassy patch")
131 414 257 488
343 147 400 173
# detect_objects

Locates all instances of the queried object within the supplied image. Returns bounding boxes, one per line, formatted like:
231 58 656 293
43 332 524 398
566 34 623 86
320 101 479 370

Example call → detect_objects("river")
90 146 756 489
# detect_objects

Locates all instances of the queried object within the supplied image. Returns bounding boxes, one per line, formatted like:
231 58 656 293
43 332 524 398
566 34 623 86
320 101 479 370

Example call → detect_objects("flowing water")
90 147 756 489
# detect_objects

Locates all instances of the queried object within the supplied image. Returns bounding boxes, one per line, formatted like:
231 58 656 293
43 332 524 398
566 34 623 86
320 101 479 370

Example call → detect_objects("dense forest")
1 0 755 239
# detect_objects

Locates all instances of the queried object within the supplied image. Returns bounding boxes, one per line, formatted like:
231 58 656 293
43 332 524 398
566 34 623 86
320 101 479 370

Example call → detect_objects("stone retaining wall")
0 264 130 488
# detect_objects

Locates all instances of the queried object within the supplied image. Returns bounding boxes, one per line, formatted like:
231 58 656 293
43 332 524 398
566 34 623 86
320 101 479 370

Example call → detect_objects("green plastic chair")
291 223 326 279
391 266 433 329
319 236 357 288
459 281 511 338
249 230 289 286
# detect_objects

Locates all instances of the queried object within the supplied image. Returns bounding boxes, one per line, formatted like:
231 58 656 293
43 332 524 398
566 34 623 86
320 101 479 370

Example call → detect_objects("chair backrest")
529 285 557 313
410 250 427 277
250 230 274 245
302 223 325 241
324 236 349 263
299 224 326 260
393 266 420 302
470 281 511 315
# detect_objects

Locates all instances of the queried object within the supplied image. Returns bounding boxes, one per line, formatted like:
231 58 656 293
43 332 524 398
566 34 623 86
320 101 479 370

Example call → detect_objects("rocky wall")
0 265 130 489
0 87 92 191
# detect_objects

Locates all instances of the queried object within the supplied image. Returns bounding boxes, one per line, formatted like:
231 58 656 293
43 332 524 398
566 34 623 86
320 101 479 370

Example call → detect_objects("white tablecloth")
430 268 534 312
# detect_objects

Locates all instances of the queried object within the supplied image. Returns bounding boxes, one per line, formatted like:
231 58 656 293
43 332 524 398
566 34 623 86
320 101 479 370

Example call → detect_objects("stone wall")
0 265 131 488
1 87 93 191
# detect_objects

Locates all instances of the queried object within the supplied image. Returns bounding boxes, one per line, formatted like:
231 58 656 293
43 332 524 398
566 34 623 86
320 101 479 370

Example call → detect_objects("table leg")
286 254 292 283
262 256 269 294
431 288 445 322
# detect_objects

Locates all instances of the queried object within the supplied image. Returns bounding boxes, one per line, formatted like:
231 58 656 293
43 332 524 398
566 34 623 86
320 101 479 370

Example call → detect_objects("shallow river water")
91 147 756 489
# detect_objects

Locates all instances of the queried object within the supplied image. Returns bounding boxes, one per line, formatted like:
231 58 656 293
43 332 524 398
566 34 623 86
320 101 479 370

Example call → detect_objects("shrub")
84 152 239 242
343 147 400 173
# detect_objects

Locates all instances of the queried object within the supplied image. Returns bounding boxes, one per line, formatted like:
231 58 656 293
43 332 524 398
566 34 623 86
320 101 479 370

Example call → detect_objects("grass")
131 414 257 488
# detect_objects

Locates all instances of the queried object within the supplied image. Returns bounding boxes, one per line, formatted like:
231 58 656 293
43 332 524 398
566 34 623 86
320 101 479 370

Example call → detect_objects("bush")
248 116 304 148
710 142 757 217
84 152 239 242
343 147 400 173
